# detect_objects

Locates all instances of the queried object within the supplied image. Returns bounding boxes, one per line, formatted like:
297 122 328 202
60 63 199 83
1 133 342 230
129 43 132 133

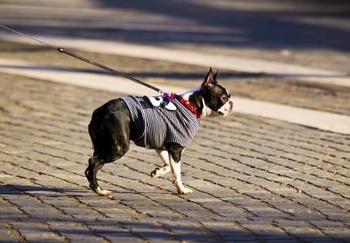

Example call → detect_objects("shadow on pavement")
90 0 350 51
1 0 350 51
0 184 82 195
1 205 346 242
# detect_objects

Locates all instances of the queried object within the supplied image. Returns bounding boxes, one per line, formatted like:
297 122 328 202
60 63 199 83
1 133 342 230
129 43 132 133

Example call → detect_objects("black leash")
0 24 162 93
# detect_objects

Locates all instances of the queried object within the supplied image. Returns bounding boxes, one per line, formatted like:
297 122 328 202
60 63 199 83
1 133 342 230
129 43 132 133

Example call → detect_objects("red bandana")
177 96 200 119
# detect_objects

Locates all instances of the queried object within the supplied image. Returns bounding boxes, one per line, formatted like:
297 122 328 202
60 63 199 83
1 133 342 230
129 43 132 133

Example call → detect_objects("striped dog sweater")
121 96 200 149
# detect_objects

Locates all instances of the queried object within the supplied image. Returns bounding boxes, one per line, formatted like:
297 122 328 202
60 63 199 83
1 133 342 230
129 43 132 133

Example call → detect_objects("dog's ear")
213 69 218 80
201 67 217 88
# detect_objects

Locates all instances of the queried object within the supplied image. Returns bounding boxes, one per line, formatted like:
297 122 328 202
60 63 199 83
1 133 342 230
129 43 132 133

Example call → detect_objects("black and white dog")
85 68 233 197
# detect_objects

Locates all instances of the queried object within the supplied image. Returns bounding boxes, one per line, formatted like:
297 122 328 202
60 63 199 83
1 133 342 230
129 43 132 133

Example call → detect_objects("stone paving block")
48 221 106 243
201 220 260 242
239 220 293 241
12 221 65 242
90 224 145 243
0 224 19 243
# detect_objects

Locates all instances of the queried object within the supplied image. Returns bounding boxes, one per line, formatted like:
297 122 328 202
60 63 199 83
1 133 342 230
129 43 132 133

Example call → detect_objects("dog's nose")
229 100 233 112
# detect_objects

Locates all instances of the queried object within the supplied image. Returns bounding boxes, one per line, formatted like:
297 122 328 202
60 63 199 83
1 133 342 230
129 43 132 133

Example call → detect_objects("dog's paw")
178 187 193 195
150 168 160 178
95 187 113 199
151 166 171 178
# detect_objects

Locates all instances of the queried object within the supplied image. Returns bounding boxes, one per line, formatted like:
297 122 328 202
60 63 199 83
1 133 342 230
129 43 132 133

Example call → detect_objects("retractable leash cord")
0 24 162 93
0 24 201 118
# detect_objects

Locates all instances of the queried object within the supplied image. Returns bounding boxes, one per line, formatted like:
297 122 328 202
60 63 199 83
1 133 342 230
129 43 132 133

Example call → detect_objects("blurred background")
1 0 350 51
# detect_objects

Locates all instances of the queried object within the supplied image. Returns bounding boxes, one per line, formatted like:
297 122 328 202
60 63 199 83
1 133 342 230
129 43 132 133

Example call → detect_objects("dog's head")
199 68 233 118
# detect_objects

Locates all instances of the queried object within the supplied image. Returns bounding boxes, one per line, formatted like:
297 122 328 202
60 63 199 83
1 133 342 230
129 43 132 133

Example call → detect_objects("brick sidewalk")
0 73 349 242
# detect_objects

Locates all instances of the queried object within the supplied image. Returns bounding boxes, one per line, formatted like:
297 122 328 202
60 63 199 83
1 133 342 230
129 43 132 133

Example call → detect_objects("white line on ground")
1 34 350 88
0 58 349 135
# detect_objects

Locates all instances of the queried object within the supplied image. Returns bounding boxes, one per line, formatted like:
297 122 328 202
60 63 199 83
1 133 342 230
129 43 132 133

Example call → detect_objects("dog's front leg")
169 155 192 195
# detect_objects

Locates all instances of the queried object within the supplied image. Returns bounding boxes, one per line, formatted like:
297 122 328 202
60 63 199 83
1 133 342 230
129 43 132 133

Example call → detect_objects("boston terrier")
85 68 233 198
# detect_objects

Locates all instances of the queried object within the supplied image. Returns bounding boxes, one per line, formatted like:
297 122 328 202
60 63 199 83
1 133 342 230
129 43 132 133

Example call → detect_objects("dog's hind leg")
150 150 171 178
85 141 129 198
86 103 131 198
85 156 112 198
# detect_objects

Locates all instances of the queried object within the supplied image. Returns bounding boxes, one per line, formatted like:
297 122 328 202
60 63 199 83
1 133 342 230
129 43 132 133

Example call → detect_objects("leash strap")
57 48 161 92
0 24 161 93
0 24 201 118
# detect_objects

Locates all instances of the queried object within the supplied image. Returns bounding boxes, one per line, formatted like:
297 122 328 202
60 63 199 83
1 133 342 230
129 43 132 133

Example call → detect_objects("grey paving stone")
0 224 19 242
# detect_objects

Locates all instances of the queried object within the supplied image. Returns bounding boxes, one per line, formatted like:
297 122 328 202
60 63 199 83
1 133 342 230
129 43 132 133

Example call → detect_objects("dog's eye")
221 96 229 103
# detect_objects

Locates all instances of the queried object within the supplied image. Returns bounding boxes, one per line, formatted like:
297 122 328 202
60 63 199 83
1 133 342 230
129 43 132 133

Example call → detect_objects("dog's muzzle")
218 100 233 116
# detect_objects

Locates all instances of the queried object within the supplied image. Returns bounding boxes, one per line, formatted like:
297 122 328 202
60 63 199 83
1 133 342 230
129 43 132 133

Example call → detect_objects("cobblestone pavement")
1 73 350 242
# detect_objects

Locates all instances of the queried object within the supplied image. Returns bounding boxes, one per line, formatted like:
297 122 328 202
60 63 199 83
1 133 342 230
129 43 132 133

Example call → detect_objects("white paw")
150 166 170 178
178 187 193 195
95 187 113 198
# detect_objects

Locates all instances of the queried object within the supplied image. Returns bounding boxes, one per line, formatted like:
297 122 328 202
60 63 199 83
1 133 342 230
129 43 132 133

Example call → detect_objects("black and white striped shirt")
122 96 200 149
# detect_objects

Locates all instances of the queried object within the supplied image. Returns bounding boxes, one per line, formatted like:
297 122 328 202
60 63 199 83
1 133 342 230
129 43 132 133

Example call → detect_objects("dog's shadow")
0 183 82 196
0 183 169 197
